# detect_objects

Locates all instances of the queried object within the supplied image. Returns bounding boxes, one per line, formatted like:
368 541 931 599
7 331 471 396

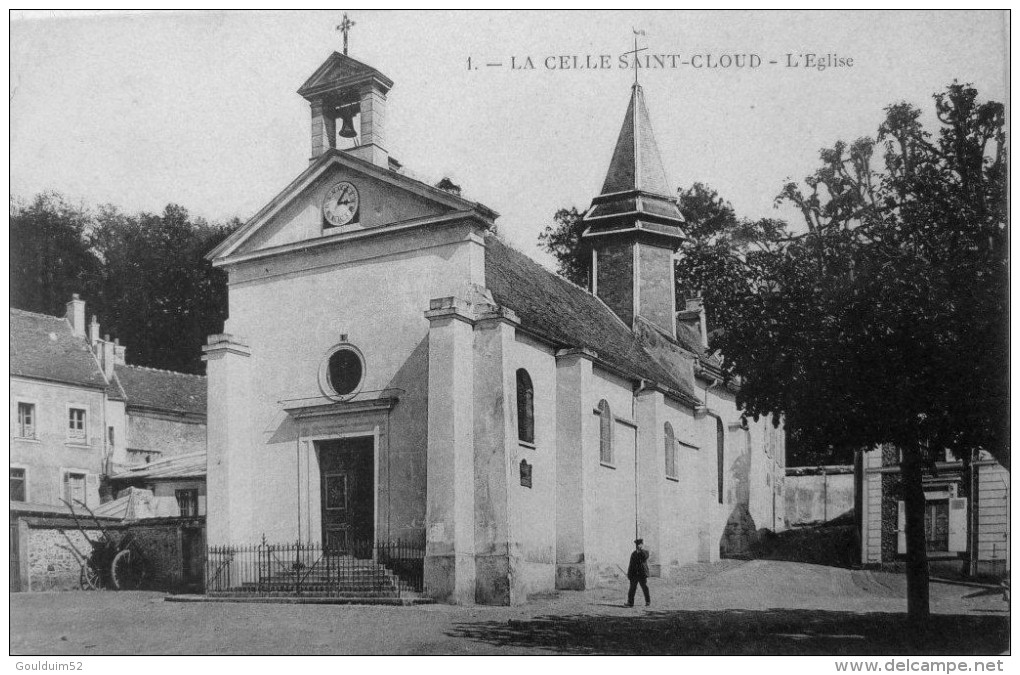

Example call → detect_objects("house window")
516 369 535 444
16 402 35 438
598 399 613 465
108 426 115 448
68 407 87 442
716 417 725 504
664 422 678 480
10 468 26 502
176 489 199 517
63 472 87 506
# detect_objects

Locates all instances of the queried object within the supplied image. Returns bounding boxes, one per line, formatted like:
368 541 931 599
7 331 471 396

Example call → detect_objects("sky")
9 10 1008 267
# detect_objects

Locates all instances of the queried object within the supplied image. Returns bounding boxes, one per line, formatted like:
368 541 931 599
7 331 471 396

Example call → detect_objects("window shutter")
897 500 907 554
948 498 968 552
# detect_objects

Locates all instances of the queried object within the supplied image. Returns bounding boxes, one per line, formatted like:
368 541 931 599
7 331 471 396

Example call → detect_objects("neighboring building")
203 51 785 605
785 465 855 526
9 297 207 515
107 452 207 517
114 364 206 468
857 445 1009 578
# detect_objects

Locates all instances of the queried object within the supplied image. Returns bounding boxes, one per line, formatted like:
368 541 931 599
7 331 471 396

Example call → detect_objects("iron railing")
205 537 424 598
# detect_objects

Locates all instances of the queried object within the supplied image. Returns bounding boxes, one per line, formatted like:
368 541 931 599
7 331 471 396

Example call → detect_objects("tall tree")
714 83 1006 625
89 204 236 373
10 192 101 315
538 207 587 287
538 183 791 338
10 193 239 374
537 83 1006 625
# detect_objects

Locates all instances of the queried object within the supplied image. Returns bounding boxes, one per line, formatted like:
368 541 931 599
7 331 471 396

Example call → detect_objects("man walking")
626 538 650 607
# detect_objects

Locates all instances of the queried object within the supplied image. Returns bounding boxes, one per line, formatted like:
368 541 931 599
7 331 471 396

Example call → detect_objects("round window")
319 345 365 401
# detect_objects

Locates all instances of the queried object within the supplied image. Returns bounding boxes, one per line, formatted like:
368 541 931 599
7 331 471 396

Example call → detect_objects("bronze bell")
337 109 358 139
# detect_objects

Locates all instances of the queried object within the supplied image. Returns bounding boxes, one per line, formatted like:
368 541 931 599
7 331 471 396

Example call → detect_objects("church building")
204 49 785 604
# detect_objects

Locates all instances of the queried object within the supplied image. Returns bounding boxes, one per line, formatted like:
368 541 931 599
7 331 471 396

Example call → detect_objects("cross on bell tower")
337 13 356 55
298 29 393 168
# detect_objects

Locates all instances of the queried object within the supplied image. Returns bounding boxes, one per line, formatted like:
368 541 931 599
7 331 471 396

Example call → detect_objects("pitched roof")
110 451 206 481
484 234 700 406
297 51 394 99
9 309 108 389
114 364 206 417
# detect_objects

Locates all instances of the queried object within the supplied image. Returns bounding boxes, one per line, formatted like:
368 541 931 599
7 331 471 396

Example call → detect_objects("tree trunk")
901 449 930 627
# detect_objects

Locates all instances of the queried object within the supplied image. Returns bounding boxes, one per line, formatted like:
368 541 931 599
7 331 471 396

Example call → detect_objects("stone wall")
784 467 855 525
594 240 634 326
20 517 204 592
126 412 206 463
26 526 103 591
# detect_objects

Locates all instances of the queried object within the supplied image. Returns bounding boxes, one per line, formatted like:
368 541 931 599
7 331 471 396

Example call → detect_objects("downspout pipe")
633 379 650 540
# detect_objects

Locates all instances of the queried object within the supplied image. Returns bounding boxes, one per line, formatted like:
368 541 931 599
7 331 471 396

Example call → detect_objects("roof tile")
484 234 700 405
9 309 108 389
114 365 206 417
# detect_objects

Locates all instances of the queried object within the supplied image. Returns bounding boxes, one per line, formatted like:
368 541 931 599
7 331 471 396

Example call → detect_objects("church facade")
204 51 785 604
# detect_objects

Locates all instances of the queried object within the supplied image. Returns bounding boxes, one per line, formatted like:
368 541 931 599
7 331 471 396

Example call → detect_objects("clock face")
322 181 360 228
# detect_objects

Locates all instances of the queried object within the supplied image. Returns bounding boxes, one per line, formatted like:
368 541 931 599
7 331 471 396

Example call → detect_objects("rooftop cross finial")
624 29 648 86
337 13 356 56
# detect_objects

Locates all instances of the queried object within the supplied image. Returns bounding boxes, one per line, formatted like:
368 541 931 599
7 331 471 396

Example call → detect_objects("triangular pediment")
209 150 496 263
297 52 393 100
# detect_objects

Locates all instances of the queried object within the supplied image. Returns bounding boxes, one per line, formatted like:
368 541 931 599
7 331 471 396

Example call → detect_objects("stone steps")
210 555 422 601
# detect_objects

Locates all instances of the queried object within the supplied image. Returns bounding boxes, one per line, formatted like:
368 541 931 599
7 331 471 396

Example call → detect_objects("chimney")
677 296 709 349
114 339 127 366
89 315 100 346
65 294 86 337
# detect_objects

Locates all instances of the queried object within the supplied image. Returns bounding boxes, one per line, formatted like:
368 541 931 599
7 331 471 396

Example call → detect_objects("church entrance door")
317 436 374 556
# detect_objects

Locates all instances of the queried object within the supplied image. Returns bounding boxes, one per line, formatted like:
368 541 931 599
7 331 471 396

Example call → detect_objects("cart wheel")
111 549 145 590
80 565 100 591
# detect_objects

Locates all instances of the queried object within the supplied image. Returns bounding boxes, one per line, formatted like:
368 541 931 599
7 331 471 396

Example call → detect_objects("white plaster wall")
658 398 707 570
977 461 1009 564
507 333 557 596
221 222 483 545
10 377 109 508
587 368 639 576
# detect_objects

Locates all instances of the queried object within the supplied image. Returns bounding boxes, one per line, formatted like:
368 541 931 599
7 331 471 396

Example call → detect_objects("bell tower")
297 52 394 168
581 83 685 338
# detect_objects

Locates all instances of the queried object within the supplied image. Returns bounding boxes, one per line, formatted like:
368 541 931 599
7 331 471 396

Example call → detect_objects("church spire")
583 84 684 238
600 83 673 198
581 83 685 338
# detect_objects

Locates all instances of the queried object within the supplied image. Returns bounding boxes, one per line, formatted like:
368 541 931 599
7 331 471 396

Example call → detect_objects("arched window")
716 417 725 504
664 422 678 480
597 399 613 465
516 369 534 444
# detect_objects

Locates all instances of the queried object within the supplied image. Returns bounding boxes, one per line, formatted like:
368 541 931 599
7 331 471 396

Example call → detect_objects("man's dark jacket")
627 549 650 580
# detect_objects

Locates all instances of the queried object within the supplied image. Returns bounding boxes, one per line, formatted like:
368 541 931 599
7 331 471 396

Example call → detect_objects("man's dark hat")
634 538 644 545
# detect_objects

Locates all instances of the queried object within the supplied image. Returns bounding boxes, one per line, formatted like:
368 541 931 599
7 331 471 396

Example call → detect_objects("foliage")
538 207 587 287
720 83 1008 470
710 82 1006 623
10 196 240 374
10 192 101 317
